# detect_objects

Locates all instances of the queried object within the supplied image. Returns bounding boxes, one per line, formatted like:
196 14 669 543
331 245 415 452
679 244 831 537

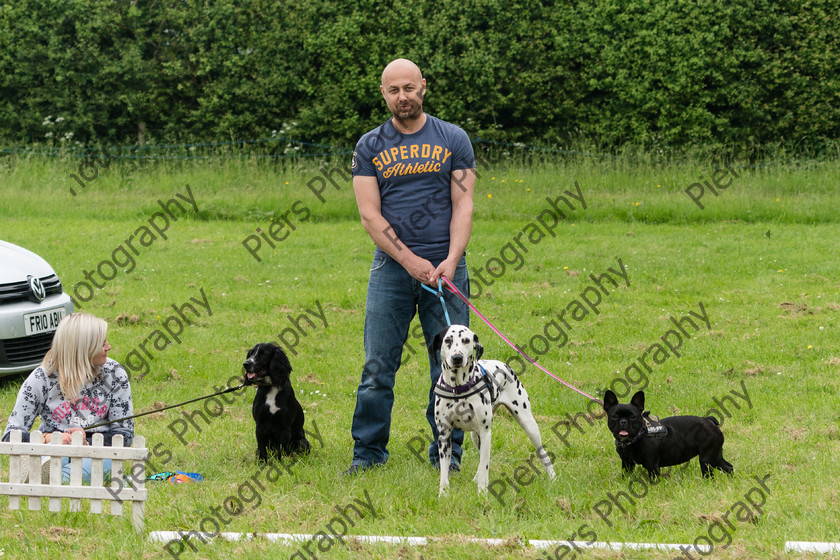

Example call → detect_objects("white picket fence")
0 429 148 532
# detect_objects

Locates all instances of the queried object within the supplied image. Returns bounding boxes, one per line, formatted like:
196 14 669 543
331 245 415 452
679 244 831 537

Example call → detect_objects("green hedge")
1 0 838 151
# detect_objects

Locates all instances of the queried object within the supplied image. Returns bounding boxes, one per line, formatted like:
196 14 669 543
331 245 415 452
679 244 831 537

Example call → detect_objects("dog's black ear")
473 333 484 361
630 391 645 411
603 390 618 412
270 344 292 379
428 327 447 365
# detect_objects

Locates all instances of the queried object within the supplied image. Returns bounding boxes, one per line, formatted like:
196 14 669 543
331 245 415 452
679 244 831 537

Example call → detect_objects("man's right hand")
404 255 436 285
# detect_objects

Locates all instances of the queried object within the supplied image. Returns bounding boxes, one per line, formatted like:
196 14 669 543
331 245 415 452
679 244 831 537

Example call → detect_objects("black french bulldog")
243 342 310 462
603 390 733 479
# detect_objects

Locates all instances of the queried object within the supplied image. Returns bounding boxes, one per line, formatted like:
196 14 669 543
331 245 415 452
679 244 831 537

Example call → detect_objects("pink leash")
441 276 602 404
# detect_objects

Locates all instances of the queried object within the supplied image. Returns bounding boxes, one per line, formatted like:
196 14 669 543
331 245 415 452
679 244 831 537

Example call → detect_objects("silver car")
0 240 74 378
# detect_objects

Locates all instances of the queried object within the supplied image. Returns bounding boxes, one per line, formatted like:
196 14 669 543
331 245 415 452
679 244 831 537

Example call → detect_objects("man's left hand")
431 257 459 285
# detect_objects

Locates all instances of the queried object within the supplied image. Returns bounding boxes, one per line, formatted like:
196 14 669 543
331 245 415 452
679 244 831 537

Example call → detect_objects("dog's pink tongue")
247 372 256 381
619 430 629 436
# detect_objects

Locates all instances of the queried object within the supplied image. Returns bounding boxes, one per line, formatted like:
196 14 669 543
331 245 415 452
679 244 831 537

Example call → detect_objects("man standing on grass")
345 58 476 474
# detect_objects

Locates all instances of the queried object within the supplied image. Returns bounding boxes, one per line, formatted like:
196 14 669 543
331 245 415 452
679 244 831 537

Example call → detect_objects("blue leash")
421 278 451 326
423 278 494 397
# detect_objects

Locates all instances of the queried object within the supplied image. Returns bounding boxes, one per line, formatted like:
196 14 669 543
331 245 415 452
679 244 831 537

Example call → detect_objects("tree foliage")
1 0 837 150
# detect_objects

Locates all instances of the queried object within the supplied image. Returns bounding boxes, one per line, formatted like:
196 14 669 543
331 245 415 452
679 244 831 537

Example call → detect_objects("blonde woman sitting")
2 313 134 483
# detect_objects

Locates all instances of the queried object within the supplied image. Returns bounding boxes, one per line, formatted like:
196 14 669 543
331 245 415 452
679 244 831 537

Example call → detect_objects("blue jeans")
350 253 470 467
61 457 112 484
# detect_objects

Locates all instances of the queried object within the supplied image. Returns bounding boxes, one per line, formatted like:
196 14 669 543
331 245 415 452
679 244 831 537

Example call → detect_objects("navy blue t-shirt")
352 115 475 260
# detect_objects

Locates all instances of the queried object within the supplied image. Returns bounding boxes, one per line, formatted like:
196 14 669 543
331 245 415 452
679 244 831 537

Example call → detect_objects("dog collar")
434 364 493 400
434 376 486 399
615 426 646 448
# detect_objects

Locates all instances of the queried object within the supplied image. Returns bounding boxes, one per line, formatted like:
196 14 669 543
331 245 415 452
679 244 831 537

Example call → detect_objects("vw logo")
28 275 46 302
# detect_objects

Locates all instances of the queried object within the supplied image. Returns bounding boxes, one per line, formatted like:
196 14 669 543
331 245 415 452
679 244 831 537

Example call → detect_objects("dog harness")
643 412 668 438
434 363 496 400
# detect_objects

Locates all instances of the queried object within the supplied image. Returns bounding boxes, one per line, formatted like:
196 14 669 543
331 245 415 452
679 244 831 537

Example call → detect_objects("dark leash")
85 382 246 430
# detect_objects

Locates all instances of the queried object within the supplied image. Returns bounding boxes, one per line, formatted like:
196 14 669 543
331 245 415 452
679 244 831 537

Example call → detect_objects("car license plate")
24 307 66 336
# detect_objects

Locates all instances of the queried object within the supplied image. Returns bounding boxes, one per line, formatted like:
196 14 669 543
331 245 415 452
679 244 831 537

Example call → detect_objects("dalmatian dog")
430 325 556 496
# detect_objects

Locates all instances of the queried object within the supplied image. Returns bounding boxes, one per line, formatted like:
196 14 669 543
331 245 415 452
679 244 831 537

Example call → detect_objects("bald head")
381 58 423 85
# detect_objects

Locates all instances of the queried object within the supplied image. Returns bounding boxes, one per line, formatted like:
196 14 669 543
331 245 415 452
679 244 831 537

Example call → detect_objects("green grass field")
1 152 839 560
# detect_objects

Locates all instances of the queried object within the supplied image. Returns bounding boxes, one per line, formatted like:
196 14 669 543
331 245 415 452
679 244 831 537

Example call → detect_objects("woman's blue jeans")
350 254 470 467
61 457 112 484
